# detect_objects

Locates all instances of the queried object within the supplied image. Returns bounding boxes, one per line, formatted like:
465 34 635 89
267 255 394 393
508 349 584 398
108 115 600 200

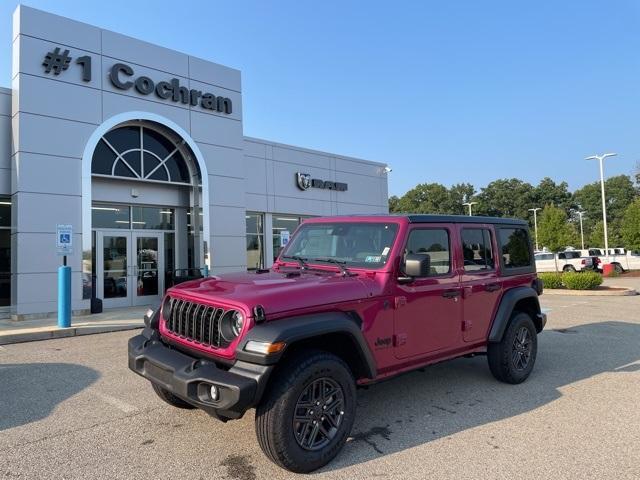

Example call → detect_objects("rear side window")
461 229 494 271
405 229 450 276
498 228 532 269
535 253 554 261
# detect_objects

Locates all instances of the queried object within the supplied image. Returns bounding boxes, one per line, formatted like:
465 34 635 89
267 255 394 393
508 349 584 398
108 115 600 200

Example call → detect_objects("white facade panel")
14 5 102 52
101 91 190 132
12 152 82 196
197 142 244 179
101 30 189 77
13 113 95 158
210 235 246 269
14 192 81 234
188 56 241 92
14 74 101 124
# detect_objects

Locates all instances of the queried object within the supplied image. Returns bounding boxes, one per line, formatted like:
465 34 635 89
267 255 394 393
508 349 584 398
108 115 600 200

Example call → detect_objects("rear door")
459 225 502 343
393 225 462 359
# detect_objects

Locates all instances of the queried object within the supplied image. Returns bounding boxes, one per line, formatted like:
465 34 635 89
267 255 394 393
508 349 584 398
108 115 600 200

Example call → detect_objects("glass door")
97 231 131 308
132 232 164 307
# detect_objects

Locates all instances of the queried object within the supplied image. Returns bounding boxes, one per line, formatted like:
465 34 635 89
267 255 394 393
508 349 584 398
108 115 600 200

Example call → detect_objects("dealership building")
0 6 389 318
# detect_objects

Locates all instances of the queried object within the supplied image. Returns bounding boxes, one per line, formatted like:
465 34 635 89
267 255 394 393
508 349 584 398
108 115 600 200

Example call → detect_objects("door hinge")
394 296 407 309
394 333 407 346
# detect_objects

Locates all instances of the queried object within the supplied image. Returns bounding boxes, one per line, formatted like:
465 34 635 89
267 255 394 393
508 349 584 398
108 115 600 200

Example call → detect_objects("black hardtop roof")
309 214 528 226
407 214 528 226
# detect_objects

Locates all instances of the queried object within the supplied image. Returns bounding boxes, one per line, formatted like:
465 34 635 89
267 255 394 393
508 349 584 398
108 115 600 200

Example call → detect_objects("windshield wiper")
311 258 352 276
281 255 308 270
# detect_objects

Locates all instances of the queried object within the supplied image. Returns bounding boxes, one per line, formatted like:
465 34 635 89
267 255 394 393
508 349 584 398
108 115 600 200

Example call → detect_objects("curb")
542 287 638 297
0 322 144 345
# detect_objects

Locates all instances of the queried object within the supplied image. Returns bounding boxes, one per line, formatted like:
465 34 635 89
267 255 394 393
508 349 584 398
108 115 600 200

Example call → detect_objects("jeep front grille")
164 298 229 348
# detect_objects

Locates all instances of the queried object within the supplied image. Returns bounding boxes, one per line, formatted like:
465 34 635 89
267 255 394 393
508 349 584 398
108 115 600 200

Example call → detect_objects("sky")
1 1 638 197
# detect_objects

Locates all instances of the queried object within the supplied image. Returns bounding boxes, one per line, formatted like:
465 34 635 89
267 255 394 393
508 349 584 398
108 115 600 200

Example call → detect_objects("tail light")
581 259 586 265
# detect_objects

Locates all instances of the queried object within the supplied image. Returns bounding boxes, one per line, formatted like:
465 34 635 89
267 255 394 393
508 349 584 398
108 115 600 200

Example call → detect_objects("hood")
169 269 375 316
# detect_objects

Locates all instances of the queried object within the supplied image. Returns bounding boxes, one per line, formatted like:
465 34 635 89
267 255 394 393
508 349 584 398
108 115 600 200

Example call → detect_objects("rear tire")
151 383 196 409
255 350 356 473
563 265 576 272
488 312 537 384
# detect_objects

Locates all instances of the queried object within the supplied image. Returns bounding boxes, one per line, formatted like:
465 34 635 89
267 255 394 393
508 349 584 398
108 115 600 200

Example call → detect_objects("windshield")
280 222 399 269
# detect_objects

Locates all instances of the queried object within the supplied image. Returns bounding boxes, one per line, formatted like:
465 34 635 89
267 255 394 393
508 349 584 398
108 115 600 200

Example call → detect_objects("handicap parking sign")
56 224 73 255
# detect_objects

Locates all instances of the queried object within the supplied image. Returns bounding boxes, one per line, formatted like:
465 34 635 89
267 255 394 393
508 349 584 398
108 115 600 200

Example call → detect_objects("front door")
394 225 462 359
132 232 164 306
96 231 164 308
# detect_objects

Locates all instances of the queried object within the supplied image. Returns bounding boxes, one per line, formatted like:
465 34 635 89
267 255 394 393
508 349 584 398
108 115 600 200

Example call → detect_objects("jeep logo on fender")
109 62 232 114
374 337 392 348
295 172 348 191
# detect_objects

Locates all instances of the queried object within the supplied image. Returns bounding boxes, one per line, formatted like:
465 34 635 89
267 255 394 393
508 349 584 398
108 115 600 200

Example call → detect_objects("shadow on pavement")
0 363 99 431
322 321 640 472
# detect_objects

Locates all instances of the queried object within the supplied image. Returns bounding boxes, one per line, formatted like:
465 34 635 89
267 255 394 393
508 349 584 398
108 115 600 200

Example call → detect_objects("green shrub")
561 271 603 290
538 272 563 289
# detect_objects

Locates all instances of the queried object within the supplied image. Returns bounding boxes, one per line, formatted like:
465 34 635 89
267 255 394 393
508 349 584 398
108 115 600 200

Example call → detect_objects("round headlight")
231 311 244 337
219 310 244 344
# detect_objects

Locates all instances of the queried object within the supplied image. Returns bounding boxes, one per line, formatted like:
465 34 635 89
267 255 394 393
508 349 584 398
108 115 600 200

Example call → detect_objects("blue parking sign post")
56 224 73 328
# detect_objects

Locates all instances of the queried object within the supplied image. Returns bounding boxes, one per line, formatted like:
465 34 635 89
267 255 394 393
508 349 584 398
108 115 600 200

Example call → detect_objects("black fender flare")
488 286 542 343
236 312 377 379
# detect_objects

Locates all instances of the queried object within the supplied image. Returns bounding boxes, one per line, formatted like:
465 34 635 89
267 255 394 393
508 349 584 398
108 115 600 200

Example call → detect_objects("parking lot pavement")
1 293 639 480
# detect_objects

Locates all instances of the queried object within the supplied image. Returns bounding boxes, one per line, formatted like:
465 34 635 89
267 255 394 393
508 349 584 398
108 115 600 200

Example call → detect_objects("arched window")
92 124 192 184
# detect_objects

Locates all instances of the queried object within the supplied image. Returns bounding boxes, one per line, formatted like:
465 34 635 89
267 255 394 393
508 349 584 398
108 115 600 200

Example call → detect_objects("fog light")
210 385 219 401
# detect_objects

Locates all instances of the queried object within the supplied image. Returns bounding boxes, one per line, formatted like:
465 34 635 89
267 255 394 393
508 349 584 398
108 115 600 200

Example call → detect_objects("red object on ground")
602 263 615 276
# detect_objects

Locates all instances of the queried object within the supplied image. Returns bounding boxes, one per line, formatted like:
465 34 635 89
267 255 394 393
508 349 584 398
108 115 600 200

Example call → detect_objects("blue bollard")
58 265 72 328
202 265 209 277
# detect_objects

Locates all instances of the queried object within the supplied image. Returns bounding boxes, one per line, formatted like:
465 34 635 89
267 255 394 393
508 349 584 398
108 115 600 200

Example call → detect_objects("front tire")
613 263 624 274
151 383 196 409
488 312 537 384
255 350 356 473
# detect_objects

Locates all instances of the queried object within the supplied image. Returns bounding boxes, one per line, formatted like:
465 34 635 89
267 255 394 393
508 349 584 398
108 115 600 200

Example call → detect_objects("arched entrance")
81 113 210 309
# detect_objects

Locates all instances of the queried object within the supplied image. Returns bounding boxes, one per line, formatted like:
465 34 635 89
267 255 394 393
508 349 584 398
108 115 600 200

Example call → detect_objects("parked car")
534 250 598 272
579 248 628 273
128 214 546 473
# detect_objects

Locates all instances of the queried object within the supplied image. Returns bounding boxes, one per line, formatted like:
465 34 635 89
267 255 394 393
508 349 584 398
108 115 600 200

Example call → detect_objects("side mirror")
398 253 430 283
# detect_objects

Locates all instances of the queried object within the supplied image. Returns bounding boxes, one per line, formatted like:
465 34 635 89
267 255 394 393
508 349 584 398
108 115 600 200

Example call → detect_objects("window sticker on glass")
365 255 382 263
381 247 390 256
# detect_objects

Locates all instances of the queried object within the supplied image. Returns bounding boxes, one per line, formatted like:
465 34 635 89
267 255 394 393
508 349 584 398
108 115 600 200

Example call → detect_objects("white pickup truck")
580 248 640 272
534 250 598 273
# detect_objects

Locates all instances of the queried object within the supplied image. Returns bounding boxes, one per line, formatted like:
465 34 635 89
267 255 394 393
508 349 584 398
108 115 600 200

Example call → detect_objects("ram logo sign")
295 173 348 192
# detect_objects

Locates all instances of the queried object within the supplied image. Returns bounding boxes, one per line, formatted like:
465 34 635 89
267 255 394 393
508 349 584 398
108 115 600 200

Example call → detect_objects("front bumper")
128 333 272 420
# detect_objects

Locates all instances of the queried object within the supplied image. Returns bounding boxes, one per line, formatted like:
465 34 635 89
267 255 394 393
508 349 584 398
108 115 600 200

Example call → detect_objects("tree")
573 174 637 226
444 183 476 215
533 177 574 213
393 183 450 214
388 195 401 213
589 220 604 248
538 205 578 270
621 198 640 250
475 179 535 219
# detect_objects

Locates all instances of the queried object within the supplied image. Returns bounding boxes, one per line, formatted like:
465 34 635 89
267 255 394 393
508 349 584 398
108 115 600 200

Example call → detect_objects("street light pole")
577 211 586 250
528 208 541 251
462 201 477 216
585 153 617 263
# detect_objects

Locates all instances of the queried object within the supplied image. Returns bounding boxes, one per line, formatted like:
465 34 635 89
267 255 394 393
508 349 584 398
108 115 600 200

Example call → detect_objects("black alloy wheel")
293 377 345 451
511 326 533 371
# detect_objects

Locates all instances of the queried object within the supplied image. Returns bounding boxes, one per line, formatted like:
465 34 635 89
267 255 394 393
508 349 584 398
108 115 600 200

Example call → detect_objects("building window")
272 215 309 262
246 212 264 270
92 124 192 184
0 199 10 306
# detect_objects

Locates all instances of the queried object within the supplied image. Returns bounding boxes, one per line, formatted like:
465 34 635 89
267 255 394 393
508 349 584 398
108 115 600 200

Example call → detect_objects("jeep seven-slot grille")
164 298 228 348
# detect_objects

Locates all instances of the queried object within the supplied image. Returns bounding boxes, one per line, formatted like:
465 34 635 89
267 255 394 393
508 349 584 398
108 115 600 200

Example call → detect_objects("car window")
558 252 567 259
405 228 450 276
461 228 495 272
498 228 532 269
564 251 580 259
535 253 554 261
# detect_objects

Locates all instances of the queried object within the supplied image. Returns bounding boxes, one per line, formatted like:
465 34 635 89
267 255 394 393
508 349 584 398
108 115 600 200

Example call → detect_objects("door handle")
484 283 501 292
442 289 461 299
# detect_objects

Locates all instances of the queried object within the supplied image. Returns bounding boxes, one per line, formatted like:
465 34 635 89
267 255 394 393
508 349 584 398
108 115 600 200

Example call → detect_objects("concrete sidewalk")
0 306 148 345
